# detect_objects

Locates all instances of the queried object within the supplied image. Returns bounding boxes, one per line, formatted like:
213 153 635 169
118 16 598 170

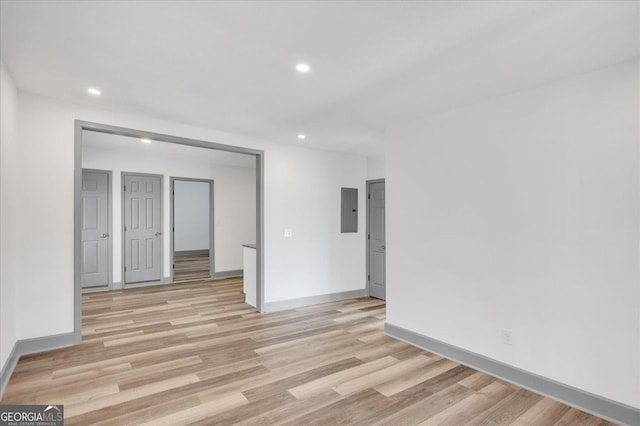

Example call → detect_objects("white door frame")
366 178 385 297
81 168 113 292
170 177 215 282
74 120 265 345
121 171 164 287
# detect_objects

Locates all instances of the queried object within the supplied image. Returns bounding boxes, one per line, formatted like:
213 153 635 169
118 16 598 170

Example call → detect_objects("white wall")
0 62 18 370
366 156 386 180
174 180 210 252
265 145 367 302
15 91 367 340
386 60 639 408
83 143 256 278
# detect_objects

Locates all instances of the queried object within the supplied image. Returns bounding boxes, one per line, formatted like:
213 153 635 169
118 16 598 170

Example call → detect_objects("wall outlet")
284 228 293 238
501 328 513 346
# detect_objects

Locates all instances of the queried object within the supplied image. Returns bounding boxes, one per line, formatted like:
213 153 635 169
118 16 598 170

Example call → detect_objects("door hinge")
368 193 370 199
172 227 175 232
123 185 126 191
124 225 127 231
124 266 127 272
173 263 175 269
367 234 370 240
368 274 370 281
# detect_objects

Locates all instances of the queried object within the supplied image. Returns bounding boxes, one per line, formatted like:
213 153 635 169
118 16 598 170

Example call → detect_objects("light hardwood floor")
1 278 613 425
174 253 210 281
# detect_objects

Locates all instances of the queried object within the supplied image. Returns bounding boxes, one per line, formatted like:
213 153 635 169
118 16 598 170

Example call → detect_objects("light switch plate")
284 229 293 238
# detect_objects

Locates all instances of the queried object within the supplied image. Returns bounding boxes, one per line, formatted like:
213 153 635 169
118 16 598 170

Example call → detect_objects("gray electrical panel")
341 188 358 233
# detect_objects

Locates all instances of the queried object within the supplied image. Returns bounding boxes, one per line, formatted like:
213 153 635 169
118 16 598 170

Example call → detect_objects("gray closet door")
124 174 162 283
81 171 110 289
368 181 386 300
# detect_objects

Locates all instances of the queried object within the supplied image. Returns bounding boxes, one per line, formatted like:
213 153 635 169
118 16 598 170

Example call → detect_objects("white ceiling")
2 1 638 156
83 130 256 169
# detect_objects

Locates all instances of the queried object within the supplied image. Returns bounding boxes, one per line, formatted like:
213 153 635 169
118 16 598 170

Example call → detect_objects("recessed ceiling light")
295 63 310 73
140 138 151 144
87 87 102 96
297 134 306 140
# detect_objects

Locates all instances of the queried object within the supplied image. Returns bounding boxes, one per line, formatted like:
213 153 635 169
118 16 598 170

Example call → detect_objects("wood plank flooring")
174 253 210 281
1 278 614 425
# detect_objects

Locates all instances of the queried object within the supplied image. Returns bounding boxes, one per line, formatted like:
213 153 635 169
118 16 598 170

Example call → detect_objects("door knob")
382 245 386 250
101 233 109 238
155 232 162 237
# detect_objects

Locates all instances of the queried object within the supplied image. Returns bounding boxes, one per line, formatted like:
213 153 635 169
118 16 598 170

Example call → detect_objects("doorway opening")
74 121 265 344
170 177 215 282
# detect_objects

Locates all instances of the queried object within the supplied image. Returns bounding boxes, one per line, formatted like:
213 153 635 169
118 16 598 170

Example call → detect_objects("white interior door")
123 174 162 284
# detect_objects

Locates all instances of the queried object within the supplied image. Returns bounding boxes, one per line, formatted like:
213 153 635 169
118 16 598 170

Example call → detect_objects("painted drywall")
0 62 18 371
386 60 639 408
264 144 367 303
173 180 211 252
14 91 367 340
366 156 386 180
82 141 256 278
